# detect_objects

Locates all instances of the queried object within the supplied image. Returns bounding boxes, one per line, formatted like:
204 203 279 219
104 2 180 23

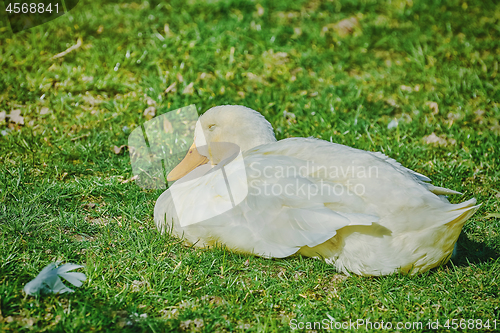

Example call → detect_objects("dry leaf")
425 101 439 114
131 280 146 292
8 109 24 125
474 109 485 117
334 17 360 37
182 82 194 95
180 318 204 331
40 107 50 115
165 82 177 93
143 106 156 119
256 4 264 16
331 274 349 283
145 96 157 106
81 75 93 82
423 132 455 146
113 145 127 154
163 118 173 133
423 133 446 145
385 98 399 108
400 85 413 92
0 111 6 122
164 24 174 37
262 50 289 66
474 109 485 124
160 308 179 319
121 175 139 184
82 92 104 106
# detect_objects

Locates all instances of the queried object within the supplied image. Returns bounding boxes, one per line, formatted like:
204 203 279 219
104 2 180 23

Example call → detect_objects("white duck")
154 105 479 276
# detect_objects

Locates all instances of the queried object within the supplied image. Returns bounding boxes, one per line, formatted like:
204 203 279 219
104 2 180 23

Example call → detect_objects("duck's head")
167 105 277 181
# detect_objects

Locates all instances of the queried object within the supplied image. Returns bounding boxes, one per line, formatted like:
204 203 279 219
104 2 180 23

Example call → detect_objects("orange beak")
167 142 209 181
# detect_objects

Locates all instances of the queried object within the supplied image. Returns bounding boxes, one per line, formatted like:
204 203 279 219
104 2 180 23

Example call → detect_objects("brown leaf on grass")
385 98 399 108
182 82 194 95
262 50 289 67
423 133 456 146
400 85 413 92
143 106 156 119
163 118 173 133
82 92 104 106
84 216 109 226
145 96 157 106
121 175 139 184
425 101 439 114
490 121 500 133
164 24 175 37
331 274 349 283
329 17 360 37
447 112 461 121
423 133 446 145
131 280 147 292
160 308 179 319
113 145 127 154
7 109 24 125
474 109 485 124
244 72 268 85
165 82 177 93
474 109 485 117
82 203 96 209
180 318 204 331
256 4 264 16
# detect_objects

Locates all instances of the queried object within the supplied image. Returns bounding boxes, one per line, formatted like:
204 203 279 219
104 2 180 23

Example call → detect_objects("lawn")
0 0 499 331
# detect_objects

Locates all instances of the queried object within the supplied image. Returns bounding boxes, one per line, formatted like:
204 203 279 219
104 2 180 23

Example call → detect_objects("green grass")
1 0 499 331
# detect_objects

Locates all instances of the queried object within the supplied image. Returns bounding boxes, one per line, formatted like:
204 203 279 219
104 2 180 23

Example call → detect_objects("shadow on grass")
449 232 500 267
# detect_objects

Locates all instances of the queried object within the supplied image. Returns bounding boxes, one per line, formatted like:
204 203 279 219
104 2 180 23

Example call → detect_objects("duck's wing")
368 151 431 182
154 145 379 258
368 151 464 195
154 137 470 259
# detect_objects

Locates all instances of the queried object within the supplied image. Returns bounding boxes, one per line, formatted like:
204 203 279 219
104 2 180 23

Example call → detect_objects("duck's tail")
447 198 481 259
403 198 480 275
447 198 481 228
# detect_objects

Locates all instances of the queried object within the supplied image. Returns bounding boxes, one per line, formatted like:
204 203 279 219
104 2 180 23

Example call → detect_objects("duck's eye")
208 124 216 131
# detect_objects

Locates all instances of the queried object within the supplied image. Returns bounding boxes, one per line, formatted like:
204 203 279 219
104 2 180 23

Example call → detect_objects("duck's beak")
167 142 209 181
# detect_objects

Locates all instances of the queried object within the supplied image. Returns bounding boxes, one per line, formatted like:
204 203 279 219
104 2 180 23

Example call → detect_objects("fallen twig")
52 38 83 60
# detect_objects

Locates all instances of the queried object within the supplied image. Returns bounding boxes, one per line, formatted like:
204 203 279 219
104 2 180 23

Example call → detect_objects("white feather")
23 262 86 296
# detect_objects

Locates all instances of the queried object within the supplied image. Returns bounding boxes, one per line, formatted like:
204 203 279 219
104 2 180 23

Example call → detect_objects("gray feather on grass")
24 262 86 296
